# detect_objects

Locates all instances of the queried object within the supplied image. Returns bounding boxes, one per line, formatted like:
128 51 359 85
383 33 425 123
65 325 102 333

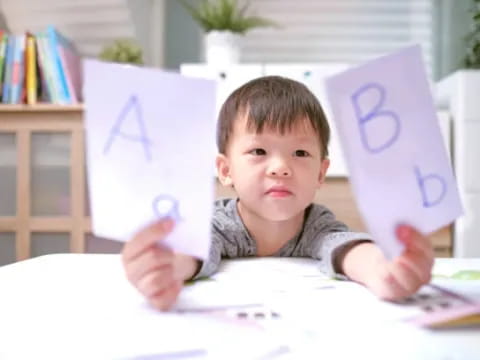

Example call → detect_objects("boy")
122 76 434 311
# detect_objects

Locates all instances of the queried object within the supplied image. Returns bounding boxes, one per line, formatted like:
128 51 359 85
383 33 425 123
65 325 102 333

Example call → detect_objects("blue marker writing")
152 194 182 221
103 94 153 161
414 166 447 208
351 83 401 154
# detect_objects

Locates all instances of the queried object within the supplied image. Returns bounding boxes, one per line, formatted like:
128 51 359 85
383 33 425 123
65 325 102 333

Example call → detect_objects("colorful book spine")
36 31 60 103
2 35 15 103
26 34 37 105
0 31 8 99
56 30 82 103
0 28 81 105
34 32 50 102
46 25 70 104
10 34 26 104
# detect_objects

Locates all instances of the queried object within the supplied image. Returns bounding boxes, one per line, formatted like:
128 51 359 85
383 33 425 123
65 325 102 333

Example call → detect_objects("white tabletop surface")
0 254 479 360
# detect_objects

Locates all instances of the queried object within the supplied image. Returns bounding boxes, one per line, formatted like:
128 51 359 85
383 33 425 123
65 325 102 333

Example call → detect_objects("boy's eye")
249 148 266 156
294 150 310 157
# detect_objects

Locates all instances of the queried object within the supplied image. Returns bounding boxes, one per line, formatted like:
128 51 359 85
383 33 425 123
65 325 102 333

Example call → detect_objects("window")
242 0 434 75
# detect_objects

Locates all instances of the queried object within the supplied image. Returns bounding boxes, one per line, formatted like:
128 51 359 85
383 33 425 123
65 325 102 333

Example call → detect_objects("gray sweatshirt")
194 198 372 279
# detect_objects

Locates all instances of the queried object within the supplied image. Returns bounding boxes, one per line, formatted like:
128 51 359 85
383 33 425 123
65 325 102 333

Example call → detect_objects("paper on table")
324 45 463 259
83 60 217 260
174 258 348 313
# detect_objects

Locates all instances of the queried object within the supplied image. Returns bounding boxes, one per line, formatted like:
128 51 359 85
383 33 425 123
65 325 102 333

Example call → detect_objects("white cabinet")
436 70 480 257
181 64 263 118
0 105 122 266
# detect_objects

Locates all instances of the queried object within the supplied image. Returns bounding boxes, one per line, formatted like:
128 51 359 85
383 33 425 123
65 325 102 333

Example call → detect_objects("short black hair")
217 76 330 158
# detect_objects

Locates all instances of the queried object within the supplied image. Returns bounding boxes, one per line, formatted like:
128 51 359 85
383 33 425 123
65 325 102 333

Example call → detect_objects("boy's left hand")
342 225 435 301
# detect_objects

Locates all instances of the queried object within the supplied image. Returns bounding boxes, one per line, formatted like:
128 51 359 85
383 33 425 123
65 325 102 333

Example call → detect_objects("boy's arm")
339 225 434 300
175 253 202 280
191 229 223 279
301 204 373 278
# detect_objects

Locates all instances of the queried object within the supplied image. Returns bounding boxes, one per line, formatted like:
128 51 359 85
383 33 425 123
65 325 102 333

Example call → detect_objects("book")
25 34 37 105
0 28 81 105
36 31 60 103
46 25 70 104
2 35 15 103
0 31 8 99
55 29 82 103
10 34 26 104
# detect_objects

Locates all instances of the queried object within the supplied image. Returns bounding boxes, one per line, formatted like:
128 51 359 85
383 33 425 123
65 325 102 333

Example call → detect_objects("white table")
0 254 479 360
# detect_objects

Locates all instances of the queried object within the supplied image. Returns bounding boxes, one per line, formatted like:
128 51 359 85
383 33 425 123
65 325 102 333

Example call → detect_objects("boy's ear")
216 154 233 187
317 158 330 186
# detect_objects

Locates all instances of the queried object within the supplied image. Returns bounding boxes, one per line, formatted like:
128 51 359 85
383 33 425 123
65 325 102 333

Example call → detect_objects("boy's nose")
270 169 291 177
268 160 292 177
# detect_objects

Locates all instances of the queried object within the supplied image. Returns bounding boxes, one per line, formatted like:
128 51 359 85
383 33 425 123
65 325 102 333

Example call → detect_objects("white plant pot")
204 30 241 66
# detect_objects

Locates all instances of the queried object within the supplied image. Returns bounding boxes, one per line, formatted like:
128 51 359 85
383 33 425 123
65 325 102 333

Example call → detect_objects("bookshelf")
0 104 91 264
0 105 452 265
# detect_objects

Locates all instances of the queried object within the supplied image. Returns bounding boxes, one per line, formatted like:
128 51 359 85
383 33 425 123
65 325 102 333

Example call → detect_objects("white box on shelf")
180 64 263 118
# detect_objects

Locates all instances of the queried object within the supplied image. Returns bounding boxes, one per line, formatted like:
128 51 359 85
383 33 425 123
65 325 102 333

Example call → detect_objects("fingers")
396 224 433 258
387 261 423 296
120 219 188 311
370 262 410 300
125 245 174 284
373 255 432 301
396 253 433 284
122 218 175 263
127 249 183 311
377 278 408 301
137 266 174 297
128 250 183 311
395 224 434 280
367 239 433 301
149 280 183 311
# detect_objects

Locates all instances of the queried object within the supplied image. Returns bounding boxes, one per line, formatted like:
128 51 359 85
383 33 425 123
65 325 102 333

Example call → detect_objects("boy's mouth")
265 186 293 198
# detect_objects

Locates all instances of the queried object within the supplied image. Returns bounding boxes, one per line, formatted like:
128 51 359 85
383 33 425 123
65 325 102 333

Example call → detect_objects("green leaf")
99 38 144 65
178 0 277 33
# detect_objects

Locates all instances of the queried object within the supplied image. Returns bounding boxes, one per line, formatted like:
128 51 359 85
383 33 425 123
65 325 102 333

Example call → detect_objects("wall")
127 0 166 67
163 0 202 69
434 0 473 80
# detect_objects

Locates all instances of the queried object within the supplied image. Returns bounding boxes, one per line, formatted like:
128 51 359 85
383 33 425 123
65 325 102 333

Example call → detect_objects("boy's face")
216 115 330 221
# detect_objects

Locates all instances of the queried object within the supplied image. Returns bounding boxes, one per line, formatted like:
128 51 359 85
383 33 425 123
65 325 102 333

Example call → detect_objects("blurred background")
0 0 476 78
0 0 479 265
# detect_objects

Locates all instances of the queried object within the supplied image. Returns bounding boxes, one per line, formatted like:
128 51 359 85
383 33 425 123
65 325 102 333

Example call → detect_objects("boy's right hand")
122 218 200 311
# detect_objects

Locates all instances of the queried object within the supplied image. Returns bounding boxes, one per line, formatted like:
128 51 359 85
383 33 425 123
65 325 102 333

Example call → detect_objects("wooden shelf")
0 104 83 113
0 107 86 260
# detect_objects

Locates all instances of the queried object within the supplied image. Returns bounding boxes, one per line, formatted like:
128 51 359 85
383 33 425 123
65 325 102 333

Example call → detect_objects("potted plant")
180 0 276 66
465 0 480 68
99 38 144 65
